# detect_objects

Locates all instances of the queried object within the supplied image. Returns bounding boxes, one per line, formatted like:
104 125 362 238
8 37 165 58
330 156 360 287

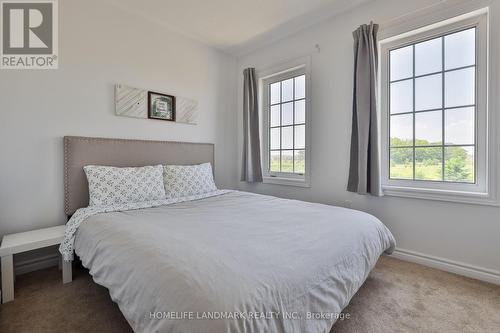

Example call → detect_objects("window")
260 59 310 187
380 10 496 205
389 28 476 183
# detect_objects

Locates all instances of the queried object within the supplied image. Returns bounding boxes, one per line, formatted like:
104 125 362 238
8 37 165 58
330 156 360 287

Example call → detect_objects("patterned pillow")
163 163 217 198
84 165 166 206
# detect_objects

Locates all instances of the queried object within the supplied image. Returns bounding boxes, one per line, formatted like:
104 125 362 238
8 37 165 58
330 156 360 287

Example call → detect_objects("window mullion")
412 44 416 181
473 26 477 184
292 77 295 173
279 82 282 173
268 85 272 174
441 36 446 181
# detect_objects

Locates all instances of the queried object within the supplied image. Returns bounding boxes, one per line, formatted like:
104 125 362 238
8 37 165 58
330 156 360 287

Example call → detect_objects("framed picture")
148 91 175 121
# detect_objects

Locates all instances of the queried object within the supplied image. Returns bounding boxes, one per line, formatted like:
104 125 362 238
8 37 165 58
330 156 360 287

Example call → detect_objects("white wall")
0 0 238 249
237 0 500 275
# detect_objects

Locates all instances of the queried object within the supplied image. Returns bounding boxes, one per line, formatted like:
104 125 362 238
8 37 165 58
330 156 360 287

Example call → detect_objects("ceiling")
108 0 371 56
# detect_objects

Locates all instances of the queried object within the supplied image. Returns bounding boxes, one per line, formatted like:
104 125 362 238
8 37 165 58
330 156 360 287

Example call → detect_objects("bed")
61 136 395 333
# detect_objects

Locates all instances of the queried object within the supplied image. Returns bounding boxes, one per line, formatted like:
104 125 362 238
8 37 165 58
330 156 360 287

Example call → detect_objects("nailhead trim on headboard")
64 137 70 215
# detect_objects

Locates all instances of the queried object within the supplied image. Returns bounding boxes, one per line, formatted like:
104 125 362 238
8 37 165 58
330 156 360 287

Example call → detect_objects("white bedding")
71 191 395 333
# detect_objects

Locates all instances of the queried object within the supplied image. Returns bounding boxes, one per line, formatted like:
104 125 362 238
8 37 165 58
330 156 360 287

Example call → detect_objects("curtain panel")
241 68 263 182
347 23 383 196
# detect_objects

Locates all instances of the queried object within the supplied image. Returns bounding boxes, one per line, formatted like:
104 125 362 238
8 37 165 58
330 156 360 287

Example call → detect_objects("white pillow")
84 165 166 206
163 163 217 198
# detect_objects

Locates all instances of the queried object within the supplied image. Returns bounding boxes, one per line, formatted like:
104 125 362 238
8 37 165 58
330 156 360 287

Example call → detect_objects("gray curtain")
347 23 382 196
241 68 263 182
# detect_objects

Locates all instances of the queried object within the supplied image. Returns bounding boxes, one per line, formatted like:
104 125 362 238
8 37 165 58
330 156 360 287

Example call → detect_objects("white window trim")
379 8 499 206
258 56 311 187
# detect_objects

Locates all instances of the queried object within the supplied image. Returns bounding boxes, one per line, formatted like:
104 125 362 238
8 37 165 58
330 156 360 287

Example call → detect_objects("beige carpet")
0 256 499 332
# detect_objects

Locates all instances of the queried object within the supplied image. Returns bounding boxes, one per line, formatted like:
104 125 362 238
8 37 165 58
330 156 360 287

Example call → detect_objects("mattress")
73 191 395 333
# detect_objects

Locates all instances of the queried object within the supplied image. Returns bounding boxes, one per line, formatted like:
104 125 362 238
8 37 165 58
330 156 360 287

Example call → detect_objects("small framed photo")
148 91 176 121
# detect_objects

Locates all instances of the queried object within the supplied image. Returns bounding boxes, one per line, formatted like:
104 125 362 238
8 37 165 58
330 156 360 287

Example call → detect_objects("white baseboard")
15 253 60 276
390 248 500 285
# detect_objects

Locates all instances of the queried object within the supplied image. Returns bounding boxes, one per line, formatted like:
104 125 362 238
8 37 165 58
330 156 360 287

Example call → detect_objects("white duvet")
70 191 395 333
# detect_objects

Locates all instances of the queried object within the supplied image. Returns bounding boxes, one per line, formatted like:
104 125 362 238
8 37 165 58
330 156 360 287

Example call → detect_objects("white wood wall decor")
115 84 198 125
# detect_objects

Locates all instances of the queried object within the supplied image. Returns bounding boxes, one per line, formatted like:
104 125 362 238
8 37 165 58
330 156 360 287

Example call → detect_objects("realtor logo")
1 0 58 69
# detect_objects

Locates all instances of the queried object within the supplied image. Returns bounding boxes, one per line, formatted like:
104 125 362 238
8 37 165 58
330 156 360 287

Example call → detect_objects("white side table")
0 225 72 303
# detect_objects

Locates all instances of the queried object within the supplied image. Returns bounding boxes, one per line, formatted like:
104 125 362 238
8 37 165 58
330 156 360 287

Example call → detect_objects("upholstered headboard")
64 136 215 216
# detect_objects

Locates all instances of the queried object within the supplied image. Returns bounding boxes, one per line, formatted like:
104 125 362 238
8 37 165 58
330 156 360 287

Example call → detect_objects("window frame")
259 57 311 187
379 10 496 205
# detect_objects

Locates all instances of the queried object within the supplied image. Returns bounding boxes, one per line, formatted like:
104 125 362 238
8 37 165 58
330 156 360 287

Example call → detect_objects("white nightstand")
0 225 72 303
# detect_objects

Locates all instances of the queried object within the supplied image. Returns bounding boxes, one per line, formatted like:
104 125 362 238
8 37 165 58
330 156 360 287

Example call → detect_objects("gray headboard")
64 136 214 216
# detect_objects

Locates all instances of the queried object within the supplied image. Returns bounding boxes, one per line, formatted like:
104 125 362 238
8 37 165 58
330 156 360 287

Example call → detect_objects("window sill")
382 185 499 206
263 176 310 188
